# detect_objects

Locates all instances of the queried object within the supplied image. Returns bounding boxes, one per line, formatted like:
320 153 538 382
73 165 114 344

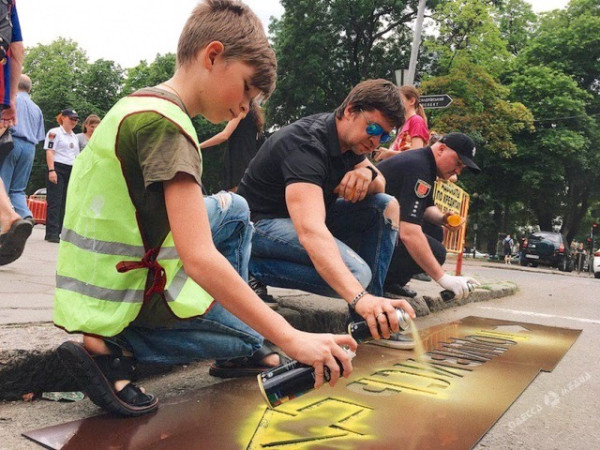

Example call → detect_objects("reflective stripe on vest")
54 94 214 336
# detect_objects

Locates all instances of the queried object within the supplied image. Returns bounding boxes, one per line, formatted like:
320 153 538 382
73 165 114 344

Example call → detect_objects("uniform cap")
440 132 480 174
61 109 79 119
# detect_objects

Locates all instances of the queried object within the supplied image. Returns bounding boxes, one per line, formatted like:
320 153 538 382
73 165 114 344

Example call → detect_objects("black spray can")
347 308 410 344
440 282 475 302
257 351 354 409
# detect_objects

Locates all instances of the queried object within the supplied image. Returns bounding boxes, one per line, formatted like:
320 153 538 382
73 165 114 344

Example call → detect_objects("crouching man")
238 79 416 339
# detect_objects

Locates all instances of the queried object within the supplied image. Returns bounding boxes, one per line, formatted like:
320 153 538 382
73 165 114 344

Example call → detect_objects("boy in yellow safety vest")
55 0 359 417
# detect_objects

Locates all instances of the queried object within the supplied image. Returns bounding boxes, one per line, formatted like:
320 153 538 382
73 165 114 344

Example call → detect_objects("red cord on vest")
116 248 167 300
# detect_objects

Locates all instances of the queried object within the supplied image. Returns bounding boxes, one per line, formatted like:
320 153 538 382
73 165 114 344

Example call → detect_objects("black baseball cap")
61 108 79 119
440 132 481 174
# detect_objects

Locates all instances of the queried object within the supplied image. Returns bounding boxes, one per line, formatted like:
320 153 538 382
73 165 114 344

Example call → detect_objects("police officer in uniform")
375 132 481 348
44 109 80 242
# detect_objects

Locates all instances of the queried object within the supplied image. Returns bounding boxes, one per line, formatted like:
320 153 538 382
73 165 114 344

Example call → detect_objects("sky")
17 0 569 70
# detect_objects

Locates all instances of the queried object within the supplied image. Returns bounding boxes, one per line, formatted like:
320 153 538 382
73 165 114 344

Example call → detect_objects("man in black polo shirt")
238 79 415 339
378 132 481 309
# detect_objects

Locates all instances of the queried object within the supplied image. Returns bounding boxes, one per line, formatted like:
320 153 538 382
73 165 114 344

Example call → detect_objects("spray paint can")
440 282 475 302
347 308 410 344
257 350 355 409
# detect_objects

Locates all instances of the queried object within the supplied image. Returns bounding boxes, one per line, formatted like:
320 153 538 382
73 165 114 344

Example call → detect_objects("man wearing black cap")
374 132 481 349
43 108 80 242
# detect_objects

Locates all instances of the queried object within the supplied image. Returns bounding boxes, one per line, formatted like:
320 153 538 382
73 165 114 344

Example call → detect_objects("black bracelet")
48 169 56 173
364 166 378 181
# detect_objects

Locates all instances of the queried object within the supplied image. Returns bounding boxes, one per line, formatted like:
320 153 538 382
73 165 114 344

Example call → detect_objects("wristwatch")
48 169 56 173
364 166 378 181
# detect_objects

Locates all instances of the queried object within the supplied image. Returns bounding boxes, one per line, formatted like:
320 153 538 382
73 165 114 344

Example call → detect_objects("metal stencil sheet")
23 316 581 449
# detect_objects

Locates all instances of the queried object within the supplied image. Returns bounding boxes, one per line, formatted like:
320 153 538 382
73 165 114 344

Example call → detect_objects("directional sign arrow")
421 94 453 109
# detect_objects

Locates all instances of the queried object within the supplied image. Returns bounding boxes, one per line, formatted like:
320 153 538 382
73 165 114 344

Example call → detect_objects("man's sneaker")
369 332 415 350
384 283 417 298
413 273 432 282
248 276 278 309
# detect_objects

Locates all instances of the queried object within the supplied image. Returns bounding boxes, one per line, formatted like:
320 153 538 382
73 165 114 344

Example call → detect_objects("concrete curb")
0 282 517 400
276 281 518 333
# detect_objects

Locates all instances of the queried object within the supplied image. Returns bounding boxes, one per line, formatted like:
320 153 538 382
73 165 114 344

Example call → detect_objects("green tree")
493 0 537 55
426 0 511 78
82 59 124 115
421 59 533 254
506 0 600 242
24 38 91 193
24 38 89 131
509 66 596 241
122 53 176 94
268 0 440 126
519 0 600 93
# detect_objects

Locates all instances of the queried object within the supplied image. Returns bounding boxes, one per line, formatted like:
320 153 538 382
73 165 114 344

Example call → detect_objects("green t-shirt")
116 87 202 328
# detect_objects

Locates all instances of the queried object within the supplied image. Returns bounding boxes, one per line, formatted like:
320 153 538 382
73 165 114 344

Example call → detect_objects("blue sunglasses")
361 111 392 144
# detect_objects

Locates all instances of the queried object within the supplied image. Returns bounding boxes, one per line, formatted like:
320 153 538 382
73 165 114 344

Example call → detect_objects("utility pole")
406 0 427 86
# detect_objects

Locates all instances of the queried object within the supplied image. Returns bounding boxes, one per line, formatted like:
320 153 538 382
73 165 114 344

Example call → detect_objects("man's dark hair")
334 79 404 128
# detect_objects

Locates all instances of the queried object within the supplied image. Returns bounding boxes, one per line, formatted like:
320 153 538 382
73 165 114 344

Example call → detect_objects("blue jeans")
0 136 35 218
108 192 263 364
250 193 398 297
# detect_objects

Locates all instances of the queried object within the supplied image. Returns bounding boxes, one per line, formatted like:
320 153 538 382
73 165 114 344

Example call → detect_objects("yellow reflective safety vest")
53 94 214 336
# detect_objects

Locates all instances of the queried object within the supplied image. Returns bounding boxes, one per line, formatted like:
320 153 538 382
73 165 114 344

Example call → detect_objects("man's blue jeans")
0 136 35 219
108 192 264 364
250 193 398 298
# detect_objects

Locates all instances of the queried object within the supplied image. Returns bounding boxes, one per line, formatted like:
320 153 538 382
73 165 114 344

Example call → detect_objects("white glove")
436 274 480 300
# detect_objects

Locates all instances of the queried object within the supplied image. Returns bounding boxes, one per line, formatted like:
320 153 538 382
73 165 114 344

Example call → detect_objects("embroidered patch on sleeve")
414 179 432 198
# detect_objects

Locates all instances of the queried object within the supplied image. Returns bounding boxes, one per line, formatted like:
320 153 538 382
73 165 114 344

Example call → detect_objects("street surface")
0 230 599 448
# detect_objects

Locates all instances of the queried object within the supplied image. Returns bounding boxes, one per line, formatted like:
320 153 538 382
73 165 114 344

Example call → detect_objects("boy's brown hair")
178 0 277 98
335 79 405 129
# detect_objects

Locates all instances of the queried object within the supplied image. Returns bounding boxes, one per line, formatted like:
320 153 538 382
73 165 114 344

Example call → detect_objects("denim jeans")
0 136 35 219
250 193 398 298
108 192 263 364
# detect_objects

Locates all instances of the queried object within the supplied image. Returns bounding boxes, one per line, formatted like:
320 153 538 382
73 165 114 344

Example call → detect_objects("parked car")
520 231 573 272
593 249 600 279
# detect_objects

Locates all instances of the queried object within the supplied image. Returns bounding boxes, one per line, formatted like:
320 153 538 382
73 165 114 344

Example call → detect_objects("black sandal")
58 341 158 417
208 343 289 378
0 219 33 266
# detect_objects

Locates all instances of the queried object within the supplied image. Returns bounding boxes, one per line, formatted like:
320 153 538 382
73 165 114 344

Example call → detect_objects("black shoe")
0 219 33 265
248 276 278 308
413 273 432 282
45 236 60 243
384 284 417 298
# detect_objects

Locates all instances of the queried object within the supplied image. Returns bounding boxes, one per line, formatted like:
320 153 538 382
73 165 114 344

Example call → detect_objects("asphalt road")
438 264 600 449
1 258 599 448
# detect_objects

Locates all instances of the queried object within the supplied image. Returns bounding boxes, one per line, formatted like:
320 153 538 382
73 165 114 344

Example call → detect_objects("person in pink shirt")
374 85 429 161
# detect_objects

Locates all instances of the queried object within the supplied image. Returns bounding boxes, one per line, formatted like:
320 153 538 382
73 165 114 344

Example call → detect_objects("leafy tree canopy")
267 0 440 126
519 0 600 94
426 0 511 78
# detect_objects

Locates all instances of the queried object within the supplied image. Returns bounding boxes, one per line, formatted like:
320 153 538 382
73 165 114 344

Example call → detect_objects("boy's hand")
281 331 357 389
353 294 416 340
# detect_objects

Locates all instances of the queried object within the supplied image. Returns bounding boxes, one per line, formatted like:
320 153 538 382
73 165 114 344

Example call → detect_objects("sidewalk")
0 226 517 400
